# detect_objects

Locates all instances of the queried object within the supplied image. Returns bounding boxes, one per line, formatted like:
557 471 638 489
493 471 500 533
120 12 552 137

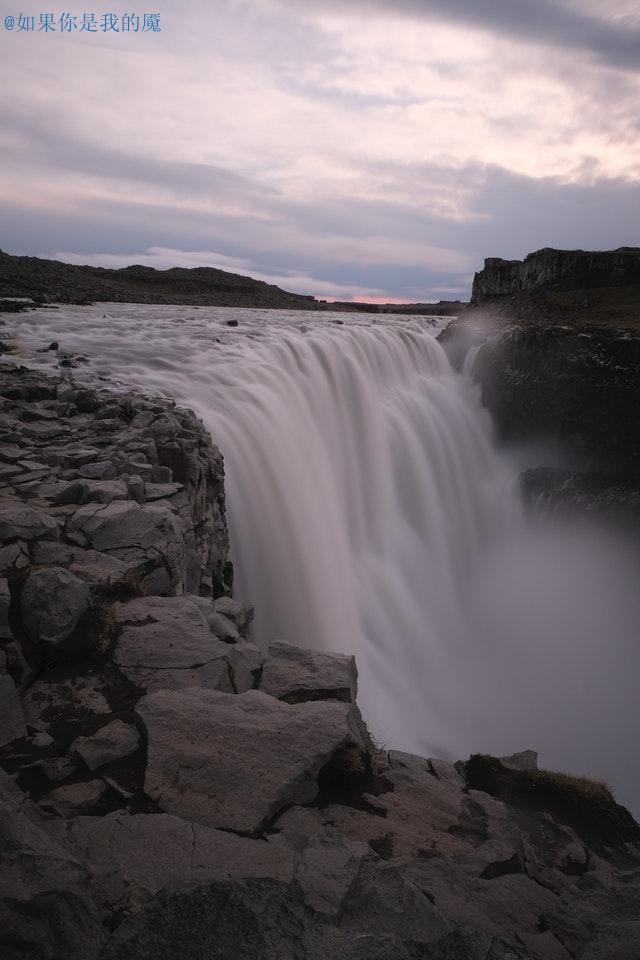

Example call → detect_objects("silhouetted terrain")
0 250 319 310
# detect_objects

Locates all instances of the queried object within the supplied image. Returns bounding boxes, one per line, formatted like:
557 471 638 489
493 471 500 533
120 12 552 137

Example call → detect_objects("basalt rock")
1 363 640 960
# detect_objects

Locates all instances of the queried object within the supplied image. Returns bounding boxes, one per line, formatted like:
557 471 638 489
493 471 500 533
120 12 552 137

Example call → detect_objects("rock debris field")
1 361 640 960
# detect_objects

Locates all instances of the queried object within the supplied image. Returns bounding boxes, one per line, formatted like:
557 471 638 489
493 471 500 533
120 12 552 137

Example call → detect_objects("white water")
6 305 640 811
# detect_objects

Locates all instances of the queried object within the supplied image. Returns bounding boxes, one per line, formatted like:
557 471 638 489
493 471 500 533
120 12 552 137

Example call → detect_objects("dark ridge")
464 754 640 854
0 250 320 310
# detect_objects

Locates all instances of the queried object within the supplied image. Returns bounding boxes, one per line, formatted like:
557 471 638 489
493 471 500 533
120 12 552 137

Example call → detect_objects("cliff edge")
469 246 640 329
1 362 639 960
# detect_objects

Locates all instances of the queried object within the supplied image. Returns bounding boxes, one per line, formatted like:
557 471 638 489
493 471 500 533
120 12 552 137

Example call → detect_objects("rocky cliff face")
471 247 640 304
471 326 640 476
2 364 640 960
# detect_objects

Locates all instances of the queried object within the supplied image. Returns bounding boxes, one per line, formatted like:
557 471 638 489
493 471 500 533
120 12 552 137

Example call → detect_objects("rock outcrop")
1 363 640 960
471 247 640 304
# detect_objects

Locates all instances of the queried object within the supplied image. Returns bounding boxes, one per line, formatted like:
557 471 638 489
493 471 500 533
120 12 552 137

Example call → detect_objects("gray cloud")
274 0 640 71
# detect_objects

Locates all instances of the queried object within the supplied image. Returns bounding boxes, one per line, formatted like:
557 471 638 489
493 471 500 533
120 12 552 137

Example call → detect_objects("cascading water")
9 304 640 811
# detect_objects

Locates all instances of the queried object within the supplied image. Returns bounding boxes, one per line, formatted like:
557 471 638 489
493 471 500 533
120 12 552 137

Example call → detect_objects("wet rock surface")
1 363 640 960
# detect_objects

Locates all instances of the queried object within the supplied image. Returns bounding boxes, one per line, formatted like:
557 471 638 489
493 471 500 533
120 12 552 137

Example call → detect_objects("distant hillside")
0 250 321 310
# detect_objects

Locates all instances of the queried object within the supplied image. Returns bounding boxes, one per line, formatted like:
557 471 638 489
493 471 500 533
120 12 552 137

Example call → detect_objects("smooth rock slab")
59 812 294 917
0 502 59 542
136 689 366 836
20 566 90 649
260 640 357 704
72 720 140 771
114 596 231 691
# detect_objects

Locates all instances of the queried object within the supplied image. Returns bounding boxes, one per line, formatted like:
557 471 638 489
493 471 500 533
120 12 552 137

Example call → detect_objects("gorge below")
6 303 640 816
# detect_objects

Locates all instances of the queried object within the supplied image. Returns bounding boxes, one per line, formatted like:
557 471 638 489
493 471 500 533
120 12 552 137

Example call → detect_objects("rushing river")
6 304 640 811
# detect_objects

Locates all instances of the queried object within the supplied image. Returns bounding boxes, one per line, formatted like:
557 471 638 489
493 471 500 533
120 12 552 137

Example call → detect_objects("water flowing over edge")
7 304 640 811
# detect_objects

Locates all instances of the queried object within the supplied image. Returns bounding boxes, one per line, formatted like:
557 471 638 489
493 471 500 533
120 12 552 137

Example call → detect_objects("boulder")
0 502 58 542
113 596 231 691
20 566 90 650
42 780 107 817
259 640 357 704
71 720 140 771
136 688 368 836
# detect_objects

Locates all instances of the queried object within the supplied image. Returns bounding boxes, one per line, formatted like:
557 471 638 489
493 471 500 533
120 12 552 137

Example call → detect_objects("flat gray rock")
66 501 186 591
260 640 357 704
59 812 294 917
113 596 231 691
72 719 140 771
136 688 366 836
0 502 59 542
20 566 90 649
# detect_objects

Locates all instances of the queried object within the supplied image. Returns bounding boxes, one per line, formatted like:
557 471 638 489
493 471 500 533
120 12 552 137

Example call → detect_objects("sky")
1 0 639 302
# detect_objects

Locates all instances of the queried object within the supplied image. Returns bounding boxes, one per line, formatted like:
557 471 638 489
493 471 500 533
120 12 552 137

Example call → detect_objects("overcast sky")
1 0 639 301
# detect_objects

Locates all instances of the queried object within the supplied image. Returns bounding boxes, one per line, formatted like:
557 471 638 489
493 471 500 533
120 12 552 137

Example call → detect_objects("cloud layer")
1 0 638 300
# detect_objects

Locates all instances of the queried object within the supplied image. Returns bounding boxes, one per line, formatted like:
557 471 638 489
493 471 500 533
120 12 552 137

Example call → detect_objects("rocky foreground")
1 363 640 960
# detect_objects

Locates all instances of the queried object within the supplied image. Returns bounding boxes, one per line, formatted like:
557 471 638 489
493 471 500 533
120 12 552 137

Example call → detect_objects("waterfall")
12 305 640 810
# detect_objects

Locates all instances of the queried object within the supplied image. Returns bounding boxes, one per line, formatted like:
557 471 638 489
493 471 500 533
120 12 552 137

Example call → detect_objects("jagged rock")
0 794 106 960
113 596 231 691
71 720 140 771
213 595 254 640
426 928 533 959
0 575 11 640
56 812 294 919
340 858 450 944
136 688 368 836
71 550 134 587
79 460 118 480
259 640 357 704
124 475 144 504
0 674 27 746
144 481 182 501
0 540 30 574
20 566 91 650
500 750 538 772
22 676 111 726
226 640 264 692
471 247 640 303
37 757 78 783
99 875 460 960
66 501 186 592
293 830 374 915
50 478 130 506
0 501 58 541
42 779 107 817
